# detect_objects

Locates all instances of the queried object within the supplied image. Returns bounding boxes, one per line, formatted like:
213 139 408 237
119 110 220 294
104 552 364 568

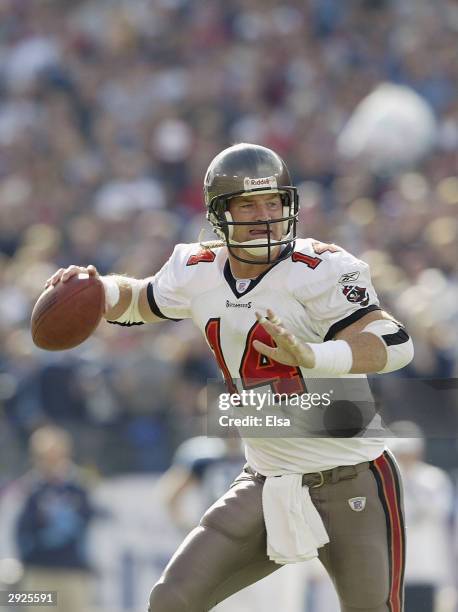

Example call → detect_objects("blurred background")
0 0 457 610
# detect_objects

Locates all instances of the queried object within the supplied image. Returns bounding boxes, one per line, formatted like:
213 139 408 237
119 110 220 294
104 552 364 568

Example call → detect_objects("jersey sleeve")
294 249 381 341
147 244 194 320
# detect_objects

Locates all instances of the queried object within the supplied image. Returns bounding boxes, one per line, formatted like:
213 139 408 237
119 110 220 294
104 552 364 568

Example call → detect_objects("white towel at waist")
262 473 329 564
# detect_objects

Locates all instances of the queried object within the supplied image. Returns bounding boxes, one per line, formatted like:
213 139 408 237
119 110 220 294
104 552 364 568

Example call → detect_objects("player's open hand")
253 309 315 369
45 265 99 288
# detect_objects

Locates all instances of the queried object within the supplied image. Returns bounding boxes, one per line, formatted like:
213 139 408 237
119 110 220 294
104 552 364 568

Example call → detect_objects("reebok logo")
339 271 360 284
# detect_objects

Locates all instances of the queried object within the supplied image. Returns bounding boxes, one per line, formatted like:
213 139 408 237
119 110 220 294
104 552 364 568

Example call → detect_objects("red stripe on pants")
374 453 404 612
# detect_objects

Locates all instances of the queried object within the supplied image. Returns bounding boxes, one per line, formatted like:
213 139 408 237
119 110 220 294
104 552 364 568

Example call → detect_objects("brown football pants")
148 451 405 612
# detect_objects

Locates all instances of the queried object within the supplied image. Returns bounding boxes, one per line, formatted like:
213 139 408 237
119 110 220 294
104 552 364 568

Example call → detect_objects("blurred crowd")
0 0 457 478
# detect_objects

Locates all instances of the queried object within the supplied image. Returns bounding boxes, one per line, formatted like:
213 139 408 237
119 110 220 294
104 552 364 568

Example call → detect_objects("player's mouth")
249 229 271 236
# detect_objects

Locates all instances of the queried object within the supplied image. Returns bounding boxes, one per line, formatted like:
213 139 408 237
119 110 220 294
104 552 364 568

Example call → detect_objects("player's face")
228 193 284 249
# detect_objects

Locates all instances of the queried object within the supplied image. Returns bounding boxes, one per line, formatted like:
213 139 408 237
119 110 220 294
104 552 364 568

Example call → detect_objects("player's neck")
227 253 276 280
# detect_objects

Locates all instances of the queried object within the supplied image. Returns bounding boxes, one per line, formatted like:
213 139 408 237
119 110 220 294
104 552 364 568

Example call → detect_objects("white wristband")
308 340 353 375
100 276 120 310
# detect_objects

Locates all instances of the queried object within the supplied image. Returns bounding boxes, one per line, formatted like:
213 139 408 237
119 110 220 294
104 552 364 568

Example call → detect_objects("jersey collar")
223 244 293 299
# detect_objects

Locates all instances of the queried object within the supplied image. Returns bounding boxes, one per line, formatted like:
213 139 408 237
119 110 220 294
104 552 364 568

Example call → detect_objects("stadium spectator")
388 423 456 612
159 435 245 533
15 425 95 612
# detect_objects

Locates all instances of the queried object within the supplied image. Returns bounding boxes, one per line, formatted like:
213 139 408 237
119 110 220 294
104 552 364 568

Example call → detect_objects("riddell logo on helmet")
243 176 278 190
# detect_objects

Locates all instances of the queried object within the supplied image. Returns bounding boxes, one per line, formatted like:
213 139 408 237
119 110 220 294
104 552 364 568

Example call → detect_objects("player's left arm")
253 308 413 375
330 309 409 373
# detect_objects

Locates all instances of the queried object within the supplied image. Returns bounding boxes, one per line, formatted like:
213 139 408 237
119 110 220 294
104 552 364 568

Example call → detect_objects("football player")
47 143 414 612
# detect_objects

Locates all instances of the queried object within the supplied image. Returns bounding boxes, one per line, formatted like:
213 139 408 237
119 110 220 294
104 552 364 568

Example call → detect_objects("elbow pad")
362 319 414 373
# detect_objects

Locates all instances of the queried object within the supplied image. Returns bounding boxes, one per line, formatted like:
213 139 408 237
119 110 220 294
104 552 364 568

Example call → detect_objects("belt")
244 460 370 489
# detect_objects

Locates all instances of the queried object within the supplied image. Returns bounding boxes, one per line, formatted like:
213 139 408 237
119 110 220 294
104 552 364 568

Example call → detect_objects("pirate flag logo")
342 285 369 307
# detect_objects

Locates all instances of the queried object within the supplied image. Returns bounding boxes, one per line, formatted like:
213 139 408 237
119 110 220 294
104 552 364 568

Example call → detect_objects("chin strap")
228 237 282 256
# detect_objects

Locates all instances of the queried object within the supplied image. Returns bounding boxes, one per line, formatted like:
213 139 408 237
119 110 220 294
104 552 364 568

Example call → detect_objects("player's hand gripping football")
45 264 100 288
253 309 315 369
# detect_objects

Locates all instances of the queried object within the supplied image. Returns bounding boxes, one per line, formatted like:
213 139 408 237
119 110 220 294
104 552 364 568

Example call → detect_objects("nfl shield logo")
348 497 366 512
236 280 250 293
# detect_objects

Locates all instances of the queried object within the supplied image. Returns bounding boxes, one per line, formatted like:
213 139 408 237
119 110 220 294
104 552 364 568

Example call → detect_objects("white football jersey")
149 238 386 475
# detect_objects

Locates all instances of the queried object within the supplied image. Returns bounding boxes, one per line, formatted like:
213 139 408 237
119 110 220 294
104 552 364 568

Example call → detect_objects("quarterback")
47 144 414 611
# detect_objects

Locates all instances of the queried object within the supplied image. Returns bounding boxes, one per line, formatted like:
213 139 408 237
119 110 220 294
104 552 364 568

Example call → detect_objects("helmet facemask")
207 187 298 264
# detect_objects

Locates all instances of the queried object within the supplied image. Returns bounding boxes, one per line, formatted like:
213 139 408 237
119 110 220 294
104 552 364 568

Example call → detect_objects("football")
31 273 105 350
